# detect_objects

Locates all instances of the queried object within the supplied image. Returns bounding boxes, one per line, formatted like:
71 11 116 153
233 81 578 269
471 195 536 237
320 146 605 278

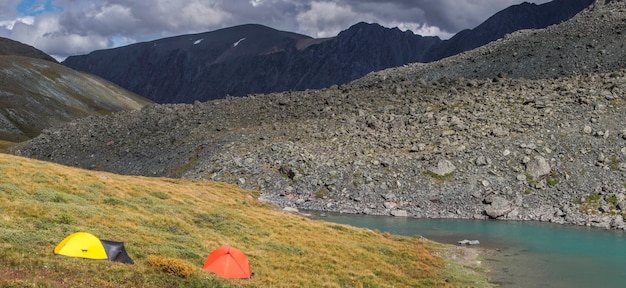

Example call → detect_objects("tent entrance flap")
100 240 134 264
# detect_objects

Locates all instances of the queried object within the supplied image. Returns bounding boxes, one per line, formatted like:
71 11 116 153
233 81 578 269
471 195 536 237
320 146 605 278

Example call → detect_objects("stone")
492 127 510 137
484 196 513 218
283 207 299 213
525 156 551 179
429 159 456 176
384 202 398 209
458 239 480 245
475 155 491 166
390 210 408 217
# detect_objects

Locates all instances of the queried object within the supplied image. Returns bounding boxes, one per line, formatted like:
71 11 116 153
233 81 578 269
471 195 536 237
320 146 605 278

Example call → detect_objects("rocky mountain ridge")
15 1 626 230
355 0 626 84
62 0 593 103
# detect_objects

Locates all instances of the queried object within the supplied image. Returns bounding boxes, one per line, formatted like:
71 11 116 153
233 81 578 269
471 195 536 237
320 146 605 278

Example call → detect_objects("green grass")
578 193 602 215
0 153 493 287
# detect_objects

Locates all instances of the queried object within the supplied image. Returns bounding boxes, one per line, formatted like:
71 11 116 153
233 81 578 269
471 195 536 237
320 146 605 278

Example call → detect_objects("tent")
203 246 252 279
54 232 134 264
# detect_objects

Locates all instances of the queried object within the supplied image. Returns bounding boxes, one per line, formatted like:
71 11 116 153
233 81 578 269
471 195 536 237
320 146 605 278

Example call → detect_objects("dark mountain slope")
164 23 441 103
0 37 58 62
62 0 593 104
354 0 625 84
62 24 315 103
297 23 440 86
429 0 594 60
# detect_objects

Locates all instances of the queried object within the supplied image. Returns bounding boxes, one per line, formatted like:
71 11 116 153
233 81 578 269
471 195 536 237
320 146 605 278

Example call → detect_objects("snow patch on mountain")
233 38 246 47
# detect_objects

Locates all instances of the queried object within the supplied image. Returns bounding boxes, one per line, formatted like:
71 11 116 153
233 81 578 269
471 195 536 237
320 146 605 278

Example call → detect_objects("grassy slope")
0 153 492 287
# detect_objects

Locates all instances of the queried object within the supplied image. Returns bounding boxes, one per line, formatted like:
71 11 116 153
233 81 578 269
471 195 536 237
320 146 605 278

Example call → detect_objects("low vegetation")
576 193 602 215
0 140 16 152
0 153 491 287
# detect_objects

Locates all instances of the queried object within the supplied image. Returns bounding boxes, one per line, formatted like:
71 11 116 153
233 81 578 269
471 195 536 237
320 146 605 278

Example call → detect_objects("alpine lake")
308 212 626 288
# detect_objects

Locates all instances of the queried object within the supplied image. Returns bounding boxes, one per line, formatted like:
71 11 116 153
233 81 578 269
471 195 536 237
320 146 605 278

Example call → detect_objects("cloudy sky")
0 0 551 61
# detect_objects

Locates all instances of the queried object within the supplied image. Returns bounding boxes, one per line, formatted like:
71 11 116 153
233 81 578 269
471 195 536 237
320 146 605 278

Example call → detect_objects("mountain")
353 0 624 83
0 40 153 143
61 24 315 103
17 1 626 231
0 37 58 62
428 0 596 60
62 0 594 103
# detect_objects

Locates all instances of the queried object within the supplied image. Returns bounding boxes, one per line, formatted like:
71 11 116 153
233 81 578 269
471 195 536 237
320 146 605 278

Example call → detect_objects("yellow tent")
54 232 108 260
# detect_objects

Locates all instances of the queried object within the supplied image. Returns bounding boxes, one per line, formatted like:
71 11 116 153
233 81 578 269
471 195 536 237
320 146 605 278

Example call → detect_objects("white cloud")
424 0 553 31
250 0 264 7
111 34 136 47
9 14 109 61
80 3 137 35
295 1 454 39
179 2 232 29
0 0 565 59
0 16 35 30
388 21 453 39
296 1 374 38
88 4 133 24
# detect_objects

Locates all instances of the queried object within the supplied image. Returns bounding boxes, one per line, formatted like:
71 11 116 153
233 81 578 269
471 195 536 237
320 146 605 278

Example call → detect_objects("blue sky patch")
16 0 63 16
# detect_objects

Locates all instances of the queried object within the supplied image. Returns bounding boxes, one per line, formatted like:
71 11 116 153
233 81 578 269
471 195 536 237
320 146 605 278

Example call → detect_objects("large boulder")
484 196 514 218
428 159 457 176
525 156 551 179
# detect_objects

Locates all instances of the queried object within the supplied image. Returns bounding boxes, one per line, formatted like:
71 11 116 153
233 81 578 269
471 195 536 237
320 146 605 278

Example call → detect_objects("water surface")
309 213 626 288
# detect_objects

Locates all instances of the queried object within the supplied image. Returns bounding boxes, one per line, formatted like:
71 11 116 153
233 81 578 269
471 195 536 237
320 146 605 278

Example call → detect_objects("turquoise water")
309 213 626 288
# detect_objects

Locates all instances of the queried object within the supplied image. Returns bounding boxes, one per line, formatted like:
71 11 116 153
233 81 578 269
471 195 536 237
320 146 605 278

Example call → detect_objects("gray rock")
428 159 456 176
484 196 514 218
458 239 480 245
283 207 299 213
390 210 408 217
525 156 551 179
492 127 510 137
475 155 491 166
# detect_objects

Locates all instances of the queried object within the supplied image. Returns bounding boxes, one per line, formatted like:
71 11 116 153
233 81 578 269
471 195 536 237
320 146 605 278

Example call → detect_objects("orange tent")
203 246 252 279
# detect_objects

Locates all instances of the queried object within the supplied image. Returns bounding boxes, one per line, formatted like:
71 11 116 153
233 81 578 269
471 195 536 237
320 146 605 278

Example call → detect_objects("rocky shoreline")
13 1 626 230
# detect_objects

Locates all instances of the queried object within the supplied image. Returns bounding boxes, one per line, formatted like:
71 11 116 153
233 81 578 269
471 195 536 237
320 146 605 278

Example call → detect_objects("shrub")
103 197 125 205
147 255 196 278
547 177 559 187
150 191 171 200
33 188 67 203
315 188 329 199
606 195 618 205
55 213 76 224
0 183 26 200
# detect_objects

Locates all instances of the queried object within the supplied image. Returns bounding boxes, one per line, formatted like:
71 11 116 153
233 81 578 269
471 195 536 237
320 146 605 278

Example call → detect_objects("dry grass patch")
0 153 492 287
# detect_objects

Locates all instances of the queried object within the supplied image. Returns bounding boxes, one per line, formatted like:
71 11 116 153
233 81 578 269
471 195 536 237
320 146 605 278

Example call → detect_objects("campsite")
2 1 625 286
0 153 490 287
